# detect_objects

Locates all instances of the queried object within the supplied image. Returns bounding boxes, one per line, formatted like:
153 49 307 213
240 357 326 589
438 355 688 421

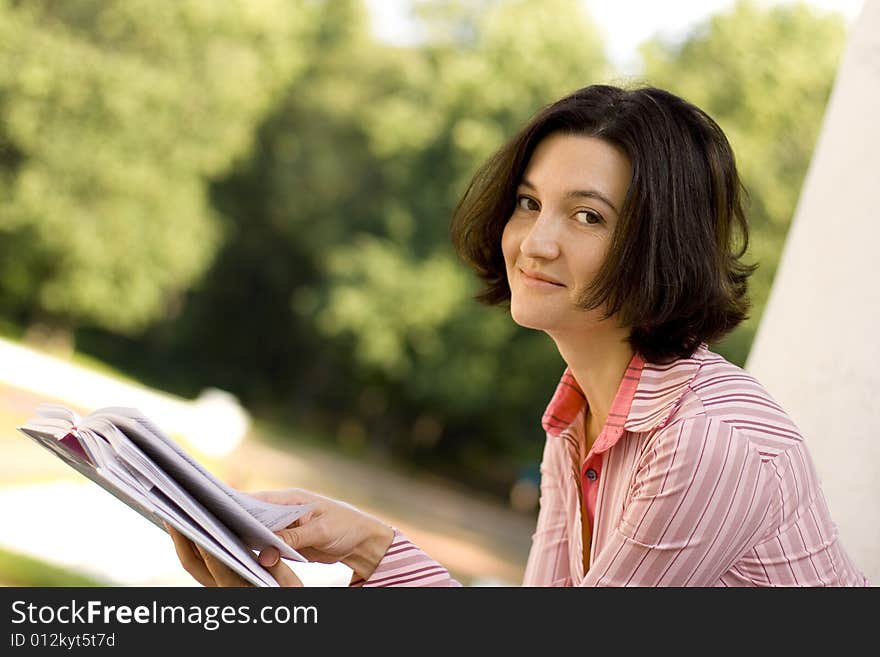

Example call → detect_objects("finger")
267 561 304 587
195 544 251 588
287 547 325 563
165 523 216 587
170 525 206 565
276 522 326 555
259 545 323 566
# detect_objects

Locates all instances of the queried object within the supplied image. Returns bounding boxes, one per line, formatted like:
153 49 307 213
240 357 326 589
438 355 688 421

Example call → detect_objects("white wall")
746 0 879 584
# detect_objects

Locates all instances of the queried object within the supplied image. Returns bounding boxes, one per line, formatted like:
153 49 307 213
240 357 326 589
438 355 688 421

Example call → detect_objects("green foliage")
111 0 606 484
318 236 473 378
17 0 849 498
640 0 846 364
0 0 308 332
298 0 608 474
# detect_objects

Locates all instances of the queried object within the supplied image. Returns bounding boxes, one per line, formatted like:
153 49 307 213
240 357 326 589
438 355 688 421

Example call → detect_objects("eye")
574 209 603 225
516 195 539 212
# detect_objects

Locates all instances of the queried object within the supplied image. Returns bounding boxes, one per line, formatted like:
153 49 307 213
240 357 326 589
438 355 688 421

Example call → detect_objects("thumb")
258 546 280 567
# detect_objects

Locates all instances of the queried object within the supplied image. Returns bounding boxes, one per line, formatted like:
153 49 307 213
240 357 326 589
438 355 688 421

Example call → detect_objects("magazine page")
17 425 167 533
86 418 279 586
87 408 311 559
19 410 277 587
88 427 275 587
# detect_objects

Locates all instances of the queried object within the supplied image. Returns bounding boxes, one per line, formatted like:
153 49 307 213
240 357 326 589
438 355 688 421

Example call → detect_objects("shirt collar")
541 344 708 450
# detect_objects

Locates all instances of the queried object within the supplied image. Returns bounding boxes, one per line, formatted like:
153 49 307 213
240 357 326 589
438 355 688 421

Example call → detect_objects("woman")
169 84 868 586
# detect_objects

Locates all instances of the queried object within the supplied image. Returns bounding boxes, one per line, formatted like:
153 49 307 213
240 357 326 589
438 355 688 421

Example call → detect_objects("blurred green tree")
67 0 848 500
0 0 308 344
309 0 610 485
640 0 846 365
116 0 609 492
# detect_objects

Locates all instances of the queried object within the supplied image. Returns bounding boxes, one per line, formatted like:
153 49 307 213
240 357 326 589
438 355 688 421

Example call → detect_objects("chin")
509 306 555 331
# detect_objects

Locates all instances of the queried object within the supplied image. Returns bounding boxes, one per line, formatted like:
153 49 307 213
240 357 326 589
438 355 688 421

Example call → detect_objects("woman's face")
501 132 631 338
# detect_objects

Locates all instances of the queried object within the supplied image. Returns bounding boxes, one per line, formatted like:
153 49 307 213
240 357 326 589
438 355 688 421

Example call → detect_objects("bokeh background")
0 0 866 586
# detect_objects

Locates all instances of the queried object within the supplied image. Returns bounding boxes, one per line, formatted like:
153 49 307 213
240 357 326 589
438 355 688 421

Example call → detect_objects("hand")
252 489 395 581
166 523 303 587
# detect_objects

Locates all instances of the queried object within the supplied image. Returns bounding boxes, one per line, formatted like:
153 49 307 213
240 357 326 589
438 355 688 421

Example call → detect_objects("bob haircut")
450 84 756 363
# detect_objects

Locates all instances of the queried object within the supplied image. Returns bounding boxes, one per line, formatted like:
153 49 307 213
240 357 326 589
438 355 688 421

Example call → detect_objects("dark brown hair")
450 84 756 363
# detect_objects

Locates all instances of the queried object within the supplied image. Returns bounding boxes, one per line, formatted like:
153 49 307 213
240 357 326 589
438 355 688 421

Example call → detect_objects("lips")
519 268 565 286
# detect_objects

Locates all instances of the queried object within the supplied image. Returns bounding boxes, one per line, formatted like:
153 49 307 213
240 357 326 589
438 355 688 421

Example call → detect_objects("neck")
549 328 635 441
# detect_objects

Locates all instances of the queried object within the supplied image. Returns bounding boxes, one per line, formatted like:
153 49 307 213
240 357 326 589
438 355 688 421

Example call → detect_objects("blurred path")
226 435 535 585
1 382 534 586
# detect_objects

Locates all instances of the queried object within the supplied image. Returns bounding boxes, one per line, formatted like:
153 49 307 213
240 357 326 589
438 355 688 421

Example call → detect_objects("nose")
519 211 561 260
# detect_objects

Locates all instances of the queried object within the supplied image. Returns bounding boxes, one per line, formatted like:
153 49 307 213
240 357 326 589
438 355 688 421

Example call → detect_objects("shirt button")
585 468 598 482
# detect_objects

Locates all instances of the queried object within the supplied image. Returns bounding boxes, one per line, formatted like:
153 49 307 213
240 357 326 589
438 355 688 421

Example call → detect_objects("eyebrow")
519 178 620 215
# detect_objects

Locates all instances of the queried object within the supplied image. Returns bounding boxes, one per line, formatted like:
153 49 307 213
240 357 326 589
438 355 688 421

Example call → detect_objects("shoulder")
639 415 755 474
631 347 807 478
678 348 805 457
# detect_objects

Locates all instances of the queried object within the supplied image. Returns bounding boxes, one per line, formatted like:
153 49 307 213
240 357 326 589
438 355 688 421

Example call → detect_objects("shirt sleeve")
349 529 462 587
523 435 573 586
583 416 774 586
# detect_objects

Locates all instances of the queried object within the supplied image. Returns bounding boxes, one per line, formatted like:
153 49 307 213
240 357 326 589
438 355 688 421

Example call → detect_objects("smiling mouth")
519 269 565 287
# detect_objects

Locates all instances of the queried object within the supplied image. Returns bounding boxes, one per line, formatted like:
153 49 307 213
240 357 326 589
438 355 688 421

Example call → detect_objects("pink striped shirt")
355 345 868 586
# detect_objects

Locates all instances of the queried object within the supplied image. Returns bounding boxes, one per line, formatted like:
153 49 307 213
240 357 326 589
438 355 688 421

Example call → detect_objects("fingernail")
259 547 279 567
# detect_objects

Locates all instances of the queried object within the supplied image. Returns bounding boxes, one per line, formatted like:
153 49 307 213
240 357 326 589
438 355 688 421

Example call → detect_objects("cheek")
501 221 519 269
569 246 610 303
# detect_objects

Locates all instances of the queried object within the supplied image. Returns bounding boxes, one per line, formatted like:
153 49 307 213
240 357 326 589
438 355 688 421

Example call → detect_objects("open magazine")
18 404 312 587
